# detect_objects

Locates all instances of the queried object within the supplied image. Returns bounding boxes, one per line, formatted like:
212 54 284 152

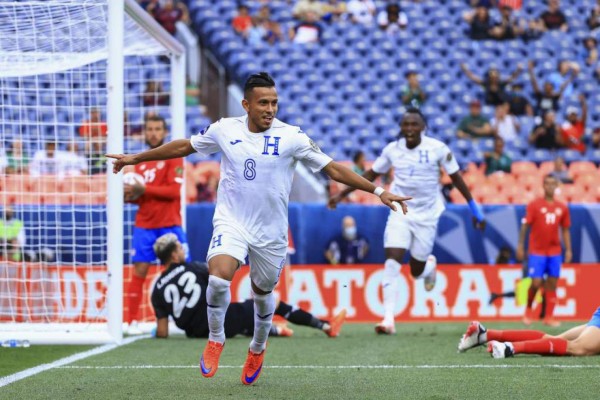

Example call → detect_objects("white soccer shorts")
206 224 286 292
383 210 439 262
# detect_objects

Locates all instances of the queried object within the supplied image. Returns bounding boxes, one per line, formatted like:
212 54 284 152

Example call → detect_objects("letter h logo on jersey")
262 136 281 156
210 234 223 249
419 150 429 164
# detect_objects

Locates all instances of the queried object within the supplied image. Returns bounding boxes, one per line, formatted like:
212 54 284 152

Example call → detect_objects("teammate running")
150 233 346 340
457 311 600 358
329 108 486 335
516 174 571 327
107 72 411 385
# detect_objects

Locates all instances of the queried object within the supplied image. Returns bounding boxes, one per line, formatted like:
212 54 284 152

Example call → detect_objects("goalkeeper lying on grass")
149 233 346 339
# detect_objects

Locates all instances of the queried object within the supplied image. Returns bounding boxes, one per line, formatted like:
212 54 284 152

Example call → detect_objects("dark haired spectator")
147 0 189 35
484 137 512 175
256 6 285 44
347 0 376 25
489 5 524 40
505 83 533 116
461 63 522 106
401 71 426 107
5 140 29 174
464 6 492 40
325 216 369 265
558 95 587 154
79 108 107 139
352 151 366 175
323 0 347 23
582 38 598 67
143 80 170 107
529 61 573 117
592 127 600 148
457 100 494 139
377 3 408 34
588 0 600 31
550 156 573 184
290 12 323 44
293 0 325 20
530 0 567 33
529 111 560 150
232 5 252 38
491 103 520 142
548 60 578 98
469 0 496 8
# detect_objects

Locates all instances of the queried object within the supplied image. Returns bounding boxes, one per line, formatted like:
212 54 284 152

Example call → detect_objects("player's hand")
105 153 138 173
124 182 145 202
516 245 525 262
380 192 411 214
564 249 572 264
327 194 343 210
472 217 486 231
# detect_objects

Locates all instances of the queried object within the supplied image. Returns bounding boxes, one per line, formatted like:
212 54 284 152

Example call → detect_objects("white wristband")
374 186 385 197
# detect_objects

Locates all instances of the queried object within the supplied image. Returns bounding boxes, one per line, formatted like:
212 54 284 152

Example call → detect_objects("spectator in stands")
0 147 7 173
528 61 574 117
588 0 600 31
147 0 189 36
484 137 512 175
499 0 522 10
323 0 347 23
0 206 25 262
401 71 426 107
582 37 598 73
195 173 218 203
491 102 520 142
461 63 522 106
88 141 106 175
592 127 600 148
232 5 252 38
79 108 107 139
489 5 524 40
558 95 587 154
65 141 88 176
347 0 376 25
325 216 369 265
506 82 533 116
548 60 578 98
464 5 492 40
529 111 560 150
550 156 573 184
352 150 366 175
494 246 514 265
248 16 269 46
5 140 29 174
29 141 71 177
290 11 323 44
293 0 325 21
457 100 494 139
143 80 170 107
377 3 408 34
530 0 568 33
256 6 285 44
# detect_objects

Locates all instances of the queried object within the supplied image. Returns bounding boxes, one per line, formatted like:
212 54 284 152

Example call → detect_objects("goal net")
0 0 185 344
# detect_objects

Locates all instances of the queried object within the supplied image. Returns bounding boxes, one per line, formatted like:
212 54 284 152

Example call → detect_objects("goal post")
0 0 185 344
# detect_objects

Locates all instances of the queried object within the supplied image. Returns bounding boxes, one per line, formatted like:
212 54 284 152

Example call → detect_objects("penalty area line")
57 364 600 370
0 335 150 388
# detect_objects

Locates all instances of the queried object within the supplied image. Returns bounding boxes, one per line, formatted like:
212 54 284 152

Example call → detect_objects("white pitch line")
0 335 150 388
57 364 600 370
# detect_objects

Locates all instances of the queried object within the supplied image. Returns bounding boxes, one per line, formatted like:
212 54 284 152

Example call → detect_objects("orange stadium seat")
573 193 598 204
449 188 467 204
575 172 599 191
557 184 582 202
511 161 538 177
487 172 516 191
462 172 485 191
465 162 485 175
539 161 554 176
33 175 63 194
42 193 73 204
568 161 597 178
516 174 542 191
483 192 510 205
471 183 498 203
89 175 107 196
2 174 35 194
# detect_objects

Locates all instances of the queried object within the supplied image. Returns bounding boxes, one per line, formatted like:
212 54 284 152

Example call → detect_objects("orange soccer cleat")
199 340 224 378
241 348 266 385
274 322 294 337
325 309 347 338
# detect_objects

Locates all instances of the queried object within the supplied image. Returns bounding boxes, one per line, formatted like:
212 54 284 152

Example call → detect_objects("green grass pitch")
2 322 599 399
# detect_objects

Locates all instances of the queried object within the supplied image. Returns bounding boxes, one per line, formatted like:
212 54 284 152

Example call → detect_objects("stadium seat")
488 173 516 192
539 161 555 176
482 192 510 205
511 161 538 177
449 188 467 204
557 184 583 202
518 174 543 191
568 161 597 178
575 173 599 191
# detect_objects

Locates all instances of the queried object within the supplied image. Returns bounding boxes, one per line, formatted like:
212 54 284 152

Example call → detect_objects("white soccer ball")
123 172 145 186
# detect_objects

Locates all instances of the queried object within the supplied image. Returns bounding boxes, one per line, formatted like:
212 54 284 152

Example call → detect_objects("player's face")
400 113 424 148
543 177 558 198
243 86 278 132
173 242 186 264
144 120 167 149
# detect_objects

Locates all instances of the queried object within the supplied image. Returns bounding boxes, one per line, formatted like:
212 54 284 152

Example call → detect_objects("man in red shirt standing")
125 115 189 334
516 174 571 327
559 94 587 153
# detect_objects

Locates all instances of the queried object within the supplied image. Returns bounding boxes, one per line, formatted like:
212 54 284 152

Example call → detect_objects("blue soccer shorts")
587 307 600 329
527 254 562 279
132 226 190 263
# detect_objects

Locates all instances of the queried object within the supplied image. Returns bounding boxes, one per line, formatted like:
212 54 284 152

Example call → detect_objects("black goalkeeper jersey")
151 261 209 337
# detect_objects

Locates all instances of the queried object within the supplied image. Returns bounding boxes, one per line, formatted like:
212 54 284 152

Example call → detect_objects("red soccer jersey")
525 198 570 256
133 158 184 229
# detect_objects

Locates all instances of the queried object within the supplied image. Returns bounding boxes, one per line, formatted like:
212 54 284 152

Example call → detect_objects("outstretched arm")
579 94 588 123
461 63 483 85
322 162 410 213
106 139 195 173
328 169 381 208
505 64 523 84
528 61 540 94
450 172 486 230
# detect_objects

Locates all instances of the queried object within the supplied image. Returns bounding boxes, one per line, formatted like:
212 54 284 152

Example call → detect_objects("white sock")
382 259 401 325
250 291 275 354
206 275 231 344
415 256 436 279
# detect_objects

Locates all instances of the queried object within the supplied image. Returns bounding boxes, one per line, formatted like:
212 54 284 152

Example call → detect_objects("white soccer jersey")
190 116 332 248
372 136 460 221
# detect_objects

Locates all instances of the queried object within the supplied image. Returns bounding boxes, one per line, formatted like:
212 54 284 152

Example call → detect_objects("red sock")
487 329 545 342
526 286 537 309
545 290 557 319
127 274 145 323
513 338 567 356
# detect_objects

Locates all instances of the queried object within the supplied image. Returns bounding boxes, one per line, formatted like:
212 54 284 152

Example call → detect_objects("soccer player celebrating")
457 313 600 358
329 108 485 335
125 115 189 335
516 174 572 327
107 72 410 385
150 233 346 339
